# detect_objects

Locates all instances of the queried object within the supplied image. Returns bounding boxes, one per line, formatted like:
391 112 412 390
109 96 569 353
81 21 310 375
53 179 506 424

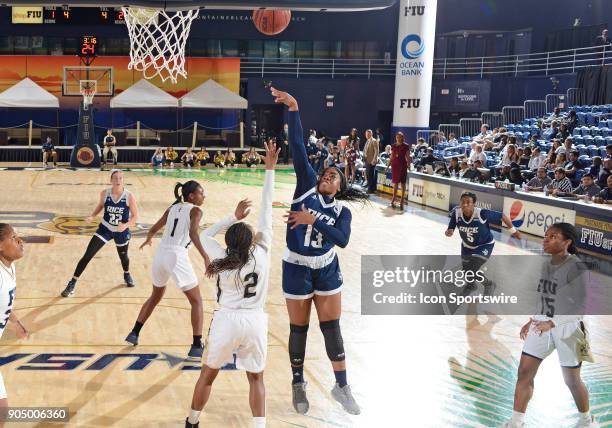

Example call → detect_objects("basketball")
252 9 291 36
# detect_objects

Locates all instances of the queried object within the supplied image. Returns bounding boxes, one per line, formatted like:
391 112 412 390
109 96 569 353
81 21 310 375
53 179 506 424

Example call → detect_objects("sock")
510 411 525 424
193 335 202 348
187 409 201 424
578 411 591 422
252 417 266 428
292 365 304 384
132 321 143 335
334 370 348 388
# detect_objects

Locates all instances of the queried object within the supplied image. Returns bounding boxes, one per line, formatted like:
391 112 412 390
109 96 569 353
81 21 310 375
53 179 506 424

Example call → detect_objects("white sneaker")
575 415 599 428
331 383 360 415
498 421 524 428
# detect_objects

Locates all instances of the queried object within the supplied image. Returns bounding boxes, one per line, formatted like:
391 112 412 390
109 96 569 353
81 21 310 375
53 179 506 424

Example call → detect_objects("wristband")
508 226 517 235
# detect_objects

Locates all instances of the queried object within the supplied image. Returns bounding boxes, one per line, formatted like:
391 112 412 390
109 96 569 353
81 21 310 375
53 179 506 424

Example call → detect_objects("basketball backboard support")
63 66 113 97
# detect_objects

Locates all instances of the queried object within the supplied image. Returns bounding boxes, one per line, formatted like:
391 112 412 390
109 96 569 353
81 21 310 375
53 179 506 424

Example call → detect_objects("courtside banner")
361 255 611 315
408 177 450 211
392 0 437 130
503 197 576 238
575 214 612 257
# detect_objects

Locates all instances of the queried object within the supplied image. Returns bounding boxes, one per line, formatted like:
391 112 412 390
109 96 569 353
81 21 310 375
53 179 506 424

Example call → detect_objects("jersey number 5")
243 272 259 298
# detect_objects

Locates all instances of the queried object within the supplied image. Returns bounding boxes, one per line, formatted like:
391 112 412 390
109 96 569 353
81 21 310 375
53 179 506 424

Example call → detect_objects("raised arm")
270 87 318 196
256 141 279 251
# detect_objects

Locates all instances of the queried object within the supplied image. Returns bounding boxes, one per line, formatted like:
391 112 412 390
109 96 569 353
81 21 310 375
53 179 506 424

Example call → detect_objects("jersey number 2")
243 272 258 298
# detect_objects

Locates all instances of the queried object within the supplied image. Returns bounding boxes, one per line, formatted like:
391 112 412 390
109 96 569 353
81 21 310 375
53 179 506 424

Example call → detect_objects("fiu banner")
392 0 437 138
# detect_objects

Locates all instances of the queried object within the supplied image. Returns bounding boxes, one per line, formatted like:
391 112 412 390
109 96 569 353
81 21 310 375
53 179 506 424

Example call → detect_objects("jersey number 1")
170 218 179 237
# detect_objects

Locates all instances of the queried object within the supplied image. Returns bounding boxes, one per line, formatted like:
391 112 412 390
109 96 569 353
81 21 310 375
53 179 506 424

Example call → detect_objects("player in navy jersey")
445 191 520 294
270 87 368 416
61 170 139 297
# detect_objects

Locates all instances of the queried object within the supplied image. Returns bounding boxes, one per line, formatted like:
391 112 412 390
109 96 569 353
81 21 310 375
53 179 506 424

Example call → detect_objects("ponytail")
172 180 201 205
206 223 254 278
173 183 184 205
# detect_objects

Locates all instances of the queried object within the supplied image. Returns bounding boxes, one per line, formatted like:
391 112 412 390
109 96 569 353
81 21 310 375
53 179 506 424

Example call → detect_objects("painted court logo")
401 34 425 60
509 201 525 228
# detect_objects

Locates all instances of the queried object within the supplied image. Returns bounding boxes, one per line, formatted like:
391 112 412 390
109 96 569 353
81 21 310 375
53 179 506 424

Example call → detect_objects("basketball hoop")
122 6 199 84
80 80 97 107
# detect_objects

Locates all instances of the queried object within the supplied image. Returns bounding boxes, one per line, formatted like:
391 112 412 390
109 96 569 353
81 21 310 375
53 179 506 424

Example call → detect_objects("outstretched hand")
235 198 252 220
270 87 298 111
263 140 281 170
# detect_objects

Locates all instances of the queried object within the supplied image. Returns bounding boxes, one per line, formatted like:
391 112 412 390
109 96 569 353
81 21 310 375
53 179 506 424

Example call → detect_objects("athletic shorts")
282 255 343 300
522 320 586 367
0 371 6 399
94 224 131 247
152 246 198 291
461 242 494 260
205 309 268 373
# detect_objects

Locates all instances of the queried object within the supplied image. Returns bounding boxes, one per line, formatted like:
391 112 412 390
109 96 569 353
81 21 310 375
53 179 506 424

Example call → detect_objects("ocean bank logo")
509 201 525 227
401 34 425 60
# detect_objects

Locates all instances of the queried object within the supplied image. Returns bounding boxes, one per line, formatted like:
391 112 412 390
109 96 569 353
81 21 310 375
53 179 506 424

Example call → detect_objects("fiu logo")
400 98 421 109
76 146 95 165
38 216 98 235
404 5 425 16
412 184 424 198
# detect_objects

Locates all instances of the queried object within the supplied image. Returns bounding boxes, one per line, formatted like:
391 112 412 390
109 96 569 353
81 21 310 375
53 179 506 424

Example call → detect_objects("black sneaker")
124 272 135 288
61 279 77 297
125 331 139 346
187 344 203 361
185 417 199 428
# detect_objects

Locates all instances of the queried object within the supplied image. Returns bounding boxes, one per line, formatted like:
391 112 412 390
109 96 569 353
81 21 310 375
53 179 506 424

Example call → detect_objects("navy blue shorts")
461 243 494 260
282 256 343 299
94 224 131 247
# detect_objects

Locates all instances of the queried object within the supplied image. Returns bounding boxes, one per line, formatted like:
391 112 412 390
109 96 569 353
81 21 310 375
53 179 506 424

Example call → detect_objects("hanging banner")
392 0 437 143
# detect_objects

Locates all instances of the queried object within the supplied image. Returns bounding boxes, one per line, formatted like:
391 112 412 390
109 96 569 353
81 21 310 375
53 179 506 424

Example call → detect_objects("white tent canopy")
0 77 59 108
179 79 248 109
110 79 178 109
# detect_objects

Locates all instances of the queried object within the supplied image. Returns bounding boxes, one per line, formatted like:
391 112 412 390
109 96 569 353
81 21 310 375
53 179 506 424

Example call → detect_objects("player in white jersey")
501 223 599 428
0 224 29 417
185 141 279 428
125 181 209 360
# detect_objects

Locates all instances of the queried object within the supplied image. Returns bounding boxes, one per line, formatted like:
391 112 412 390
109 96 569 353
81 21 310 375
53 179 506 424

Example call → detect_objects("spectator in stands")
102 130 118 166
546 168 573 195
379 145 392 166
542 139 560 169
196 147 209 167
497 164 512 182
363 129 380 194
419 148 441 171
314 139 329 173
509 167 525 186
374 128 384 152
280 123 289 164
518 147 531 168
564 151 585 186
556 137 574 156
525 167 552 192
345 128 360 183
473 124 491 143
458 160 469 177
213 151 225 168
164 146 178 168
606 144 612 160
597 158 611 187
151 147 164 168
462 160 483 182
528 147 546 171
306 135 318 169
554 152 568 170
492 134 508 153
594 28 610 46
308 129 317 146
571 174 601 199
528 134 539 147
390 131 411 210
447 133 458 145
543 121 559 140
325 144 338 169
499 144 519 166
448 157 461 175
413 137 429 158
42 136 58 168
225 149 237 167
468 144 487 166
594 174 612 204
243 147 261 168
589 156 602 178
558 123 570 141
566 110 578 133
181 148 196 168
547 107 562 123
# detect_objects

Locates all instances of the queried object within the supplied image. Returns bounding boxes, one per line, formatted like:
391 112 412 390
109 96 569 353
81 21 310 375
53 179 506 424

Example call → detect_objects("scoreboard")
11 7 126 25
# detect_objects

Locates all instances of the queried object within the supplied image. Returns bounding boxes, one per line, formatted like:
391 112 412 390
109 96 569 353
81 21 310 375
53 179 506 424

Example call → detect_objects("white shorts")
205 309 268 373
522 320 586 367
0 371 6 400
152 246 198 291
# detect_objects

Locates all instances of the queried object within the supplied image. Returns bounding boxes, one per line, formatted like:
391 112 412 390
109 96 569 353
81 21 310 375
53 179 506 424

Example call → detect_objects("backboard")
63 66 113 97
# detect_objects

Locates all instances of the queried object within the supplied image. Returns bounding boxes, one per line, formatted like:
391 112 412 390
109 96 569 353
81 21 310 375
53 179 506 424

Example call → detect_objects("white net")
122 6 199 84
80 80 97 107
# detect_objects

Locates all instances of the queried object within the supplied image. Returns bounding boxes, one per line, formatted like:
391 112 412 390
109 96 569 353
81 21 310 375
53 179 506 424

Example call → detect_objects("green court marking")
136 167 297 190
446 353 612 427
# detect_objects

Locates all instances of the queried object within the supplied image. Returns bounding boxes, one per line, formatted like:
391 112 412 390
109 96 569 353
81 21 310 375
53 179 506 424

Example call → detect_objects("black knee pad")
289 324 309 366
320 319 345 362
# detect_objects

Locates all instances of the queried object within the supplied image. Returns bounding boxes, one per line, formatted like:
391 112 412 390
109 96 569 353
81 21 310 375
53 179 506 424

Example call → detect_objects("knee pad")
289 324 309 366
320 319 345 362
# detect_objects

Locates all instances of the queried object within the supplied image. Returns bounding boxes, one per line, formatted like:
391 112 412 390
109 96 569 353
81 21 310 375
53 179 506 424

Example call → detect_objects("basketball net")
80 80 97 108
122 7 199 84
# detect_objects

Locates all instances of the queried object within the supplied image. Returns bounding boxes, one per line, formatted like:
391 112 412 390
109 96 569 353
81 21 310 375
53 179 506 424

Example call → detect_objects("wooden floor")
0 167 610 428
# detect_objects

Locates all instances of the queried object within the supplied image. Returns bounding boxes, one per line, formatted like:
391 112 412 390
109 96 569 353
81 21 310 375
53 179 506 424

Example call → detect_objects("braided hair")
206 222 254 281
548 222 578 254
173 180 202 205
318 167 369 203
